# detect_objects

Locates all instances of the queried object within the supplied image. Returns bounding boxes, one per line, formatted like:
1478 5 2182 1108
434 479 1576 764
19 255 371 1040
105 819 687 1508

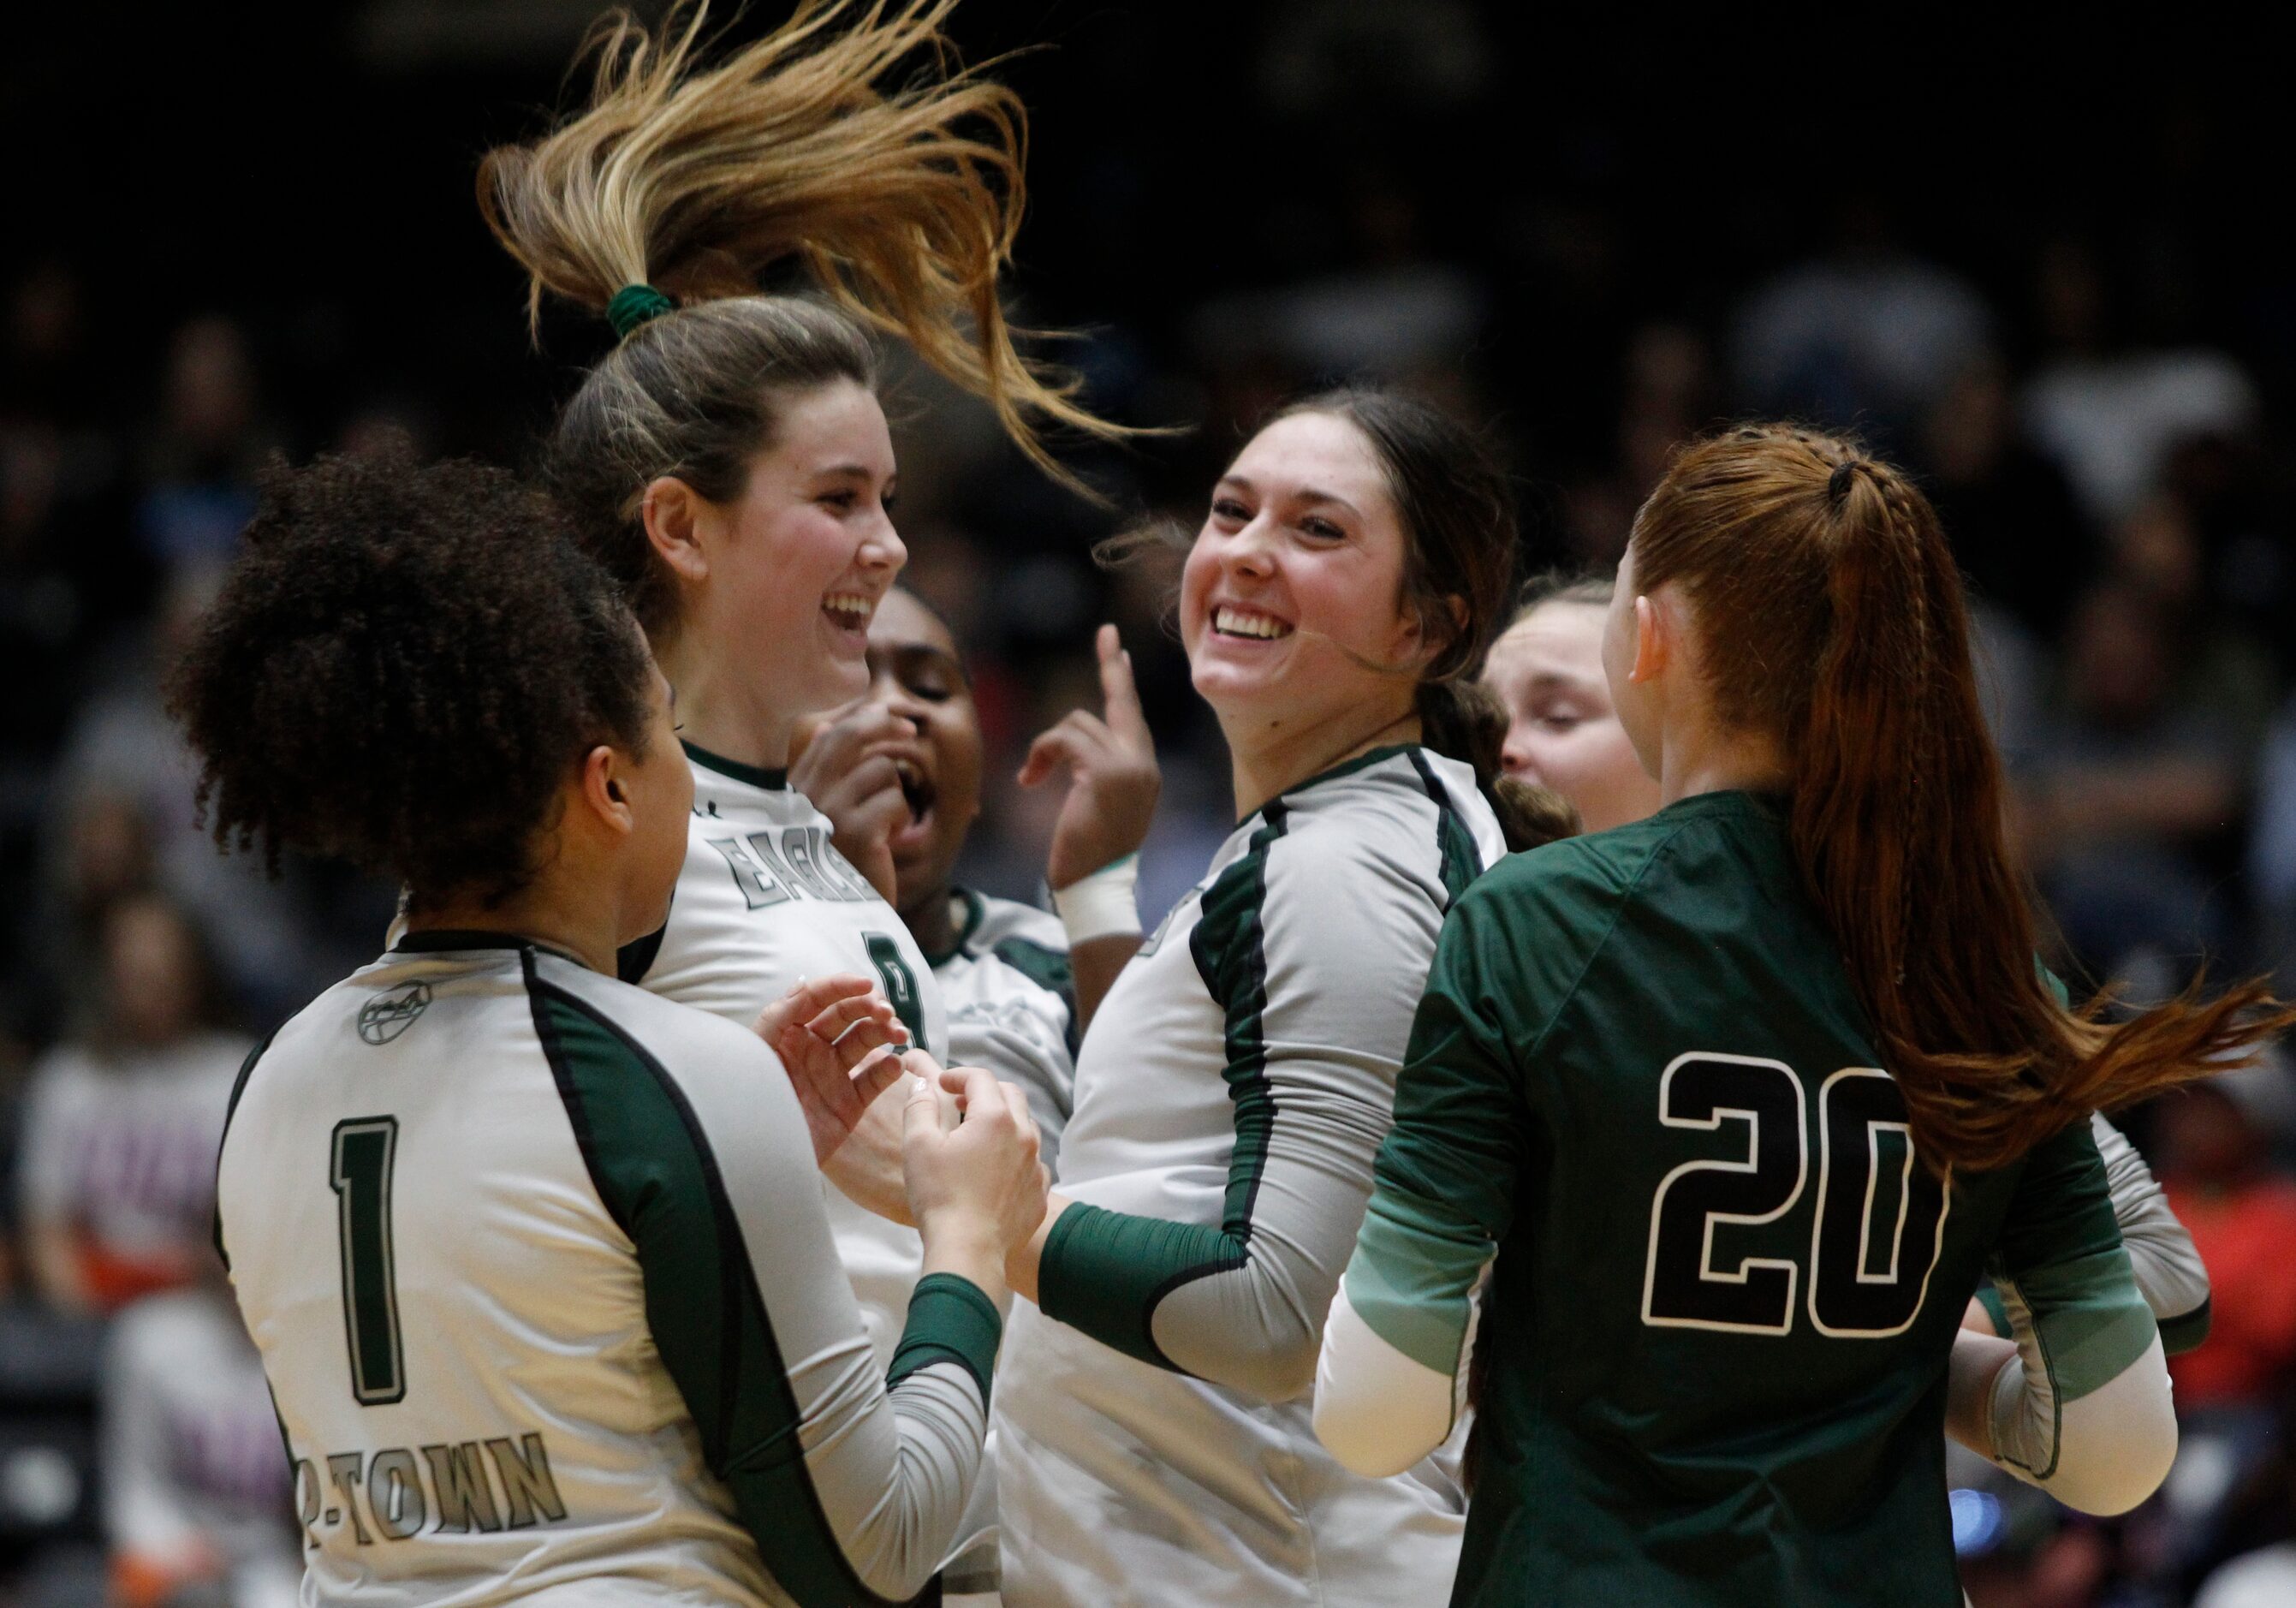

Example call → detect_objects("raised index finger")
1097 623 1149 741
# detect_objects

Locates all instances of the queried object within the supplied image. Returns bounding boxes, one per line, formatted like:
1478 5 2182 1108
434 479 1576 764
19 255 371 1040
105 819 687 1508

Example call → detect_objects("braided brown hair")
1631 423 2289 1171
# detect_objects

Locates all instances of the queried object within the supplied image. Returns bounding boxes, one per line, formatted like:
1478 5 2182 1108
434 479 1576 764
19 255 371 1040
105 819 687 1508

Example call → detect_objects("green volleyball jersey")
1318 790 2154 1607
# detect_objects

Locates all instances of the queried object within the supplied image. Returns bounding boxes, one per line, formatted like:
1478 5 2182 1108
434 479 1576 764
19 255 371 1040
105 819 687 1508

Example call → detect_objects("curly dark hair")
168 446 657 910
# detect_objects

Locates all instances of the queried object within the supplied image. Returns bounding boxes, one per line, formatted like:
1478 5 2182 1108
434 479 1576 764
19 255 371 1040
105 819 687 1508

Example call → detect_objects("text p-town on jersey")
622 743 949 1369
996 745 1505 1608
217 932 996 1606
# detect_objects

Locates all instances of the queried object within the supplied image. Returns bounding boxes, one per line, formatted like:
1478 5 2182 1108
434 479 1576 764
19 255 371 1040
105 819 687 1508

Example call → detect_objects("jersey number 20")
333 1117 407 1404
1639 1054 1949 1339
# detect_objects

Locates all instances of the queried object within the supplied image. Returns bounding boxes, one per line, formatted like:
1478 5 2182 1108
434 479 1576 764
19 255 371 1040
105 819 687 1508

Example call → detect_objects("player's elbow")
830 1503 956 1604
2047 1417 2178 1516
2040 1349 2180 1516
1154 1291 1323 1402
1312 1391 1431 1480
1205 1330 1321 1403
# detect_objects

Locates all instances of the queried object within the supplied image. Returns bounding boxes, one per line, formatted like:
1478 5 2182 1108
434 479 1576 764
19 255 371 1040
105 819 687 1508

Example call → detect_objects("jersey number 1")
1640 1055 1949 1338
332 1117 407 1404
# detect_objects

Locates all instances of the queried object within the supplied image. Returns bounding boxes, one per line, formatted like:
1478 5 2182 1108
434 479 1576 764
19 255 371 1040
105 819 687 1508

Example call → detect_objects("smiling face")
1485 598 1663 831
1181 410 1426 764
860 589 983 912
693 377 905 718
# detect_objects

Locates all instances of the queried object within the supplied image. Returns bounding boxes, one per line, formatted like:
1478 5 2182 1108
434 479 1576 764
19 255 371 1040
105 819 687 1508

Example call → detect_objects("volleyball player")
178 450 1045 1605
1481 574 1662 832
793 588 1160 1167
1313 426 2287 1605
476 0 1127 1380
1484 571 2213 1347
972 390 1573 1606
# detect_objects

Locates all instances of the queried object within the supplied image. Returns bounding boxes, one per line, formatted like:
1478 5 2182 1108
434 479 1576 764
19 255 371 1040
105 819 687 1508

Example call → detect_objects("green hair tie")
606 283 676 340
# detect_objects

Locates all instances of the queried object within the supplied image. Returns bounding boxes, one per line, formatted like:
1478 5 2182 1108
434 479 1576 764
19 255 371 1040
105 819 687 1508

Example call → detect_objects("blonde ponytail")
479 0 1124 488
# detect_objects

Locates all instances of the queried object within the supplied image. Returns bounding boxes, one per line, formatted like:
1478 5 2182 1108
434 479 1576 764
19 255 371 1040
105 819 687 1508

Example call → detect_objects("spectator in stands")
102 1268 300 1608
47 568 336 1021
134 316 272 575
2019 578 2245 985
1920 354 2097 640
1554 323 1720 569
1730 199 1990 446
2251 699 2296 988
2020 237 2258 527
2157 1059 2296 1414
15 892 247 1318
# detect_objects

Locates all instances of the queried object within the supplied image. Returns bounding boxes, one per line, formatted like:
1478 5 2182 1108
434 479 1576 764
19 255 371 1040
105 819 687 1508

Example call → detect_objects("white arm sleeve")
1987 1326 2178 1516
2091 1112 2210 1345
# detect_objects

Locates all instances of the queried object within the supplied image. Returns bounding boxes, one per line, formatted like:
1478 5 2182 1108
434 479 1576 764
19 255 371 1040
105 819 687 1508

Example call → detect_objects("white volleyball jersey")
927 889 1077 1170
623 744 947 1369
217 933 997 1608
996 745 1505 1608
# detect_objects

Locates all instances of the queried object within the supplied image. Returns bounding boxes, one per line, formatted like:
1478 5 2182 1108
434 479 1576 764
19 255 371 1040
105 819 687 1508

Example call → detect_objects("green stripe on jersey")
1407 747 1484 903
991 935 1079 1057
213 1027 278 1272
531 980 924 1608
1038 803 1288 1372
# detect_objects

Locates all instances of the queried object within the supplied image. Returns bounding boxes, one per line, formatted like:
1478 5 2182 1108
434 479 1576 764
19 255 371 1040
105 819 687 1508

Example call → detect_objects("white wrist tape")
1053 853 1142 945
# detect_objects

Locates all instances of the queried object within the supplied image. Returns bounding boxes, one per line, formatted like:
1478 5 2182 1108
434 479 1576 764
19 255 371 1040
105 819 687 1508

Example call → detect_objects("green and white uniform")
623 742 947 1370
925 889 1078 1171
1315 790 2175 1606
217 932 996 1606
996 745 1505 1608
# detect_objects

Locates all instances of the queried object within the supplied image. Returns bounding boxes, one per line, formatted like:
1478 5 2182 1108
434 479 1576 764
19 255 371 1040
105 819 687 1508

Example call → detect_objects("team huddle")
169 3 2286 1605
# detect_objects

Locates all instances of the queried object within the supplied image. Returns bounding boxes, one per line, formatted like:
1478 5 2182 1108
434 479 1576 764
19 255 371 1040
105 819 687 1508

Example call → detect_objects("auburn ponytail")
1632 425 2290 1174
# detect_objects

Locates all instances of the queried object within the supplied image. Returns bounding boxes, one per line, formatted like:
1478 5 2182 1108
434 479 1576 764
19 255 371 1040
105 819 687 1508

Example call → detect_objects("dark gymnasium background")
4 4 2296 1604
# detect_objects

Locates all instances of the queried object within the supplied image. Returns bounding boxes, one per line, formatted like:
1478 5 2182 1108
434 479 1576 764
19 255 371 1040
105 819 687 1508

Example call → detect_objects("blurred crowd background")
4 3 2295 1603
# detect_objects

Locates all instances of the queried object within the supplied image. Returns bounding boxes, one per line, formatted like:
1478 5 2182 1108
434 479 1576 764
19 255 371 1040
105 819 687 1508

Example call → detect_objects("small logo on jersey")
358 983 431 1045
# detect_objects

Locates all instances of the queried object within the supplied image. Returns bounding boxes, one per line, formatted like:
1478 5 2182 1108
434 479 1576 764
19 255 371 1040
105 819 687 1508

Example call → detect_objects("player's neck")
407 876 622 977
657 632 797 773
1654 720 1790 807
1223 702 1420 822
900 881 961 959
